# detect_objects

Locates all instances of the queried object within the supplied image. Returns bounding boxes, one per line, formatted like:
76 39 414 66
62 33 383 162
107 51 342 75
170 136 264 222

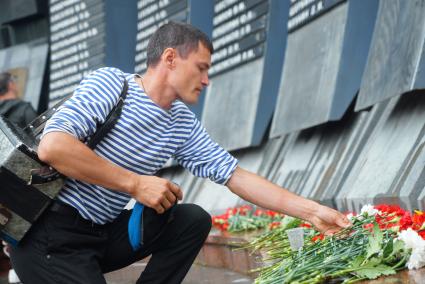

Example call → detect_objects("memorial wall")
202 0 289 151
355 0 425 110
270 0 378 136
48 0 137 105
335 0 425 211
10 0 421 213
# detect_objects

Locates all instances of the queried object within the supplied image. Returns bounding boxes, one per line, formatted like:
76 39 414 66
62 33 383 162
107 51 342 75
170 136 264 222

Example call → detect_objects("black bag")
0 79 128 245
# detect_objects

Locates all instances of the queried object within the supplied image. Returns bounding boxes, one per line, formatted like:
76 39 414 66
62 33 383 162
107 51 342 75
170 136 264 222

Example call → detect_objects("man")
10 22 351 284
0 72 37 128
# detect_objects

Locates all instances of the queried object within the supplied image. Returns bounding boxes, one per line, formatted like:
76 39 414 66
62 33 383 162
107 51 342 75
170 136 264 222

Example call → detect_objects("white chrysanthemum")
408 250 425 270
346 213 355 221
360 204 380 217
398 228 424 249
398 228 425 269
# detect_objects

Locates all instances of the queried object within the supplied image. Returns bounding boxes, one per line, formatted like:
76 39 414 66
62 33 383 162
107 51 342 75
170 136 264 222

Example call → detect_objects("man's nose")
201 73 209 86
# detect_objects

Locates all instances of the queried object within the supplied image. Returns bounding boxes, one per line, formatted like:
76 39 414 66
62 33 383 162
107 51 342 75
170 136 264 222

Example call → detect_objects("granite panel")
356 0 425 110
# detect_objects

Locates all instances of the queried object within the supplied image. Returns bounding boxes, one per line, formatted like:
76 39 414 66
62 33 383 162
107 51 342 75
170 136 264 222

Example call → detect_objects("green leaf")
353 264 396 279
366 223 383 259
383 239 408 263
367 257 383 266
350 255 366 268
382 239 393 258
391 239 406 255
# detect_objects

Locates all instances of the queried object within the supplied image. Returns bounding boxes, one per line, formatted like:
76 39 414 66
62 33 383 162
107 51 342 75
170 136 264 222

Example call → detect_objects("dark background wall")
1 0 423 214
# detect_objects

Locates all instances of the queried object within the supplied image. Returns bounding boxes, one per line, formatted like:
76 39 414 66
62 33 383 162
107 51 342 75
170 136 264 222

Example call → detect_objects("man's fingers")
165 190 177 205
323 229 336 236
154 204 165 214
161 197 172 211
336 214 351 228
169 182 183 200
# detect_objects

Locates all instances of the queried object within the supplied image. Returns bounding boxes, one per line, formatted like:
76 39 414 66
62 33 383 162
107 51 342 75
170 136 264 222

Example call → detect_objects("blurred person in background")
0 72 37 128
0 71 37 283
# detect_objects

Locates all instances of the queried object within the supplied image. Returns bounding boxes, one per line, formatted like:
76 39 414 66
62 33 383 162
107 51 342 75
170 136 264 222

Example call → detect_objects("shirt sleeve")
174 117 238 185
43 67 125 140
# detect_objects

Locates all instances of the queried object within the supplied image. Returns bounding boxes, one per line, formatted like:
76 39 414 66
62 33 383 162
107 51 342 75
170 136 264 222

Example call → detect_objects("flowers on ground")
233 203 425 283
211 205 284 233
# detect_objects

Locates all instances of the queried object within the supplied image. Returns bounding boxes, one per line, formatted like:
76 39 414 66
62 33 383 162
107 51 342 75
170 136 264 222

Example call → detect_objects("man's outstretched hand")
307 205 351 235
226 167 352 235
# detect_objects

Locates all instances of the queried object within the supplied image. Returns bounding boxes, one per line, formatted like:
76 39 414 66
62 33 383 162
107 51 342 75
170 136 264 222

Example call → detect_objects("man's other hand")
132 176 183 214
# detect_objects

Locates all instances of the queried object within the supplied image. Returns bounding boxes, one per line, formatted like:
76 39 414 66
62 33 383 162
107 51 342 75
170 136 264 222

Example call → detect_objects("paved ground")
1 261 424 283
0 260 253 284
105 262 254 284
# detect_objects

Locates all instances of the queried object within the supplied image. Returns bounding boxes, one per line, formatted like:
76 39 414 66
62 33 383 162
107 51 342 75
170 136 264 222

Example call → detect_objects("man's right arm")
38 131 182 213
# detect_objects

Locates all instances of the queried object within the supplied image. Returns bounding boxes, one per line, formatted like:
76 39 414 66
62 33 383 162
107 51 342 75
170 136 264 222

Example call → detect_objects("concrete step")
195 229 262 276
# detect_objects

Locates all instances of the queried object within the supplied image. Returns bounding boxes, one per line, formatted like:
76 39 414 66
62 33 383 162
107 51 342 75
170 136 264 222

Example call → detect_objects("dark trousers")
10 203 211 284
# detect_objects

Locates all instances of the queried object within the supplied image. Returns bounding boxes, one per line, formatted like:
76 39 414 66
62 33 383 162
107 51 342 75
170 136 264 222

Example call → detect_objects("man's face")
169 42 211 105
7 77 19 98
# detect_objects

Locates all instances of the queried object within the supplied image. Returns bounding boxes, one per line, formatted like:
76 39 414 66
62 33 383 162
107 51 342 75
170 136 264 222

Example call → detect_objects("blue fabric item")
128 202 144 251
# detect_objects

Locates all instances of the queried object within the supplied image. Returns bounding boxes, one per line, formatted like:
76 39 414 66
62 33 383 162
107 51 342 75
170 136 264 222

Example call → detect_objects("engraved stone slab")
202 0 289 151
337 93 425 212
271 0 378 136
355 0 425 110
49 0 138 105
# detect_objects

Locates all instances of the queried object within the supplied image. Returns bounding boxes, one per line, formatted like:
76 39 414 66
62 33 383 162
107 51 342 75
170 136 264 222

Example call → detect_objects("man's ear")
162 48 177 69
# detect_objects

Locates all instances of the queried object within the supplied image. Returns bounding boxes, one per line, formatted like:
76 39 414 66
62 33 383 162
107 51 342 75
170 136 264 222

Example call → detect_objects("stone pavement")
2 259 425 283
0 263 253 284
105 262 254 284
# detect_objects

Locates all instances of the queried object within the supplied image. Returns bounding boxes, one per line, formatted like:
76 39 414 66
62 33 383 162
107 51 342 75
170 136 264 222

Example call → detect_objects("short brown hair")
146 21 214 67
0 72 13 96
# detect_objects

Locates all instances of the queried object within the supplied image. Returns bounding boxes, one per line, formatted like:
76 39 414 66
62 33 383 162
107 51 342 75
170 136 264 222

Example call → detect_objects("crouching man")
10 22 350 284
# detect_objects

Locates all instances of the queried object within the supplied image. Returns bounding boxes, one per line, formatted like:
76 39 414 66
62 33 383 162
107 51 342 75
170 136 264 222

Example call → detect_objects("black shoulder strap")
25 79 128 147
24 95 72 140
86 79 128 149
28 78 129 185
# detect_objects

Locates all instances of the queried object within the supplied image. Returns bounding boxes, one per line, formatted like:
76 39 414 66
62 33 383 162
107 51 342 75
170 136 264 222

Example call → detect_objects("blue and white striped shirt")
43 67 238 224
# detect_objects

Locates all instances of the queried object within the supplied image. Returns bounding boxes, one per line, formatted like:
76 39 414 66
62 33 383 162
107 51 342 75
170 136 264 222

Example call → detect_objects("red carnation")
399 211 413 231
300 223 312 228
312 234 324 242
412 211 425 231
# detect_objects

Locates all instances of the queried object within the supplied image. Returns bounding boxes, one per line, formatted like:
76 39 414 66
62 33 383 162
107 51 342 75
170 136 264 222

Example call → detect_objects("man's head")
146 22 214 105
0 72 18 99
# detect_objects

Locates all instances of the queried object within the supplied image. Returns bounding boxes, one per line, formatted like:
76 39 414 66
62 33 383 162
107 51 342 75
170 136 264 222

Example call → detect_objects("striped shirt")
43 67 238 224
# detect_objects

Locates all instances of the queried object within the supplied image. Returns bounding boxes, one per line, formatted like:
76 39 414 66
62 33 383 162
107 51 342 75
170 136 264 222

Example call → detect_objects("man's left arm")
226 167 351 234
